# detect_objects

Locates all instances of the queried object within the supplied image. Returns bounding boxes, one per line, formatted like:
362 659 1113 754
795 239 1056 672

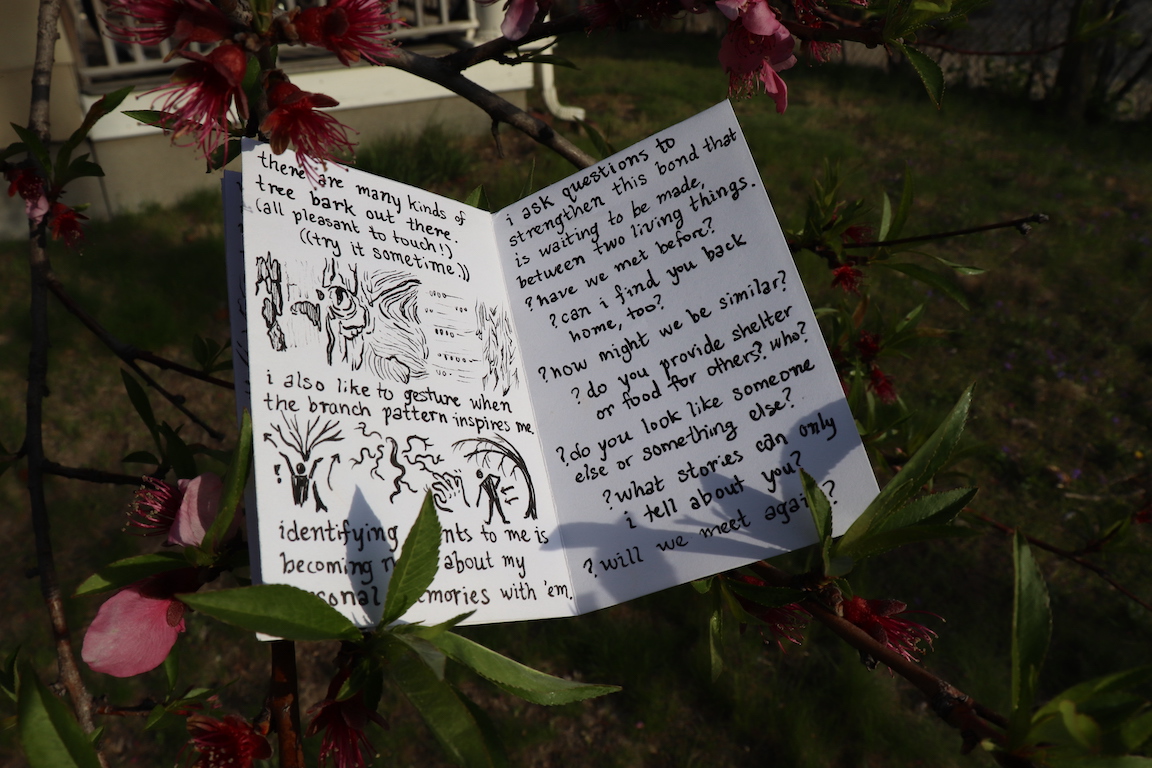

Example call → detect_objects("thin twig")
915 39 1071 57
438 12 593 73
24 1 105 762
843 214 1050 249
390 49 597 170
46 270 234 388
43 461 146 486
966 511 1152 615
44 272 228 440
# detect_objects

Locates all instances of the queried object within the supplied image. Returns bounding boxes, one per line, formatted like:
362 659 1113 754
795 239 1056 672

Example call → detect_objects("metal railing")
69 0 479 87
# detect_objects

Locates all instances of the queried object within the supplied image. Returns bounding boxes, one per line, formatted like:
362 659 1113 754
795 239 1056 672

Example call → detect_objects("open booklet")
223 101 879 628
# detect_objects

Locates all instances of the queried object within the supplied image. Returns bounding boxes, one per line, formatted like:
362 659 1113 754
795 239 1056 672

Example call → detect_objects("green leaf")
690 577 712 594
0 141 28 163
179 585 361 641
121 451 159 465
801 470 836 577
1122 710 1152 751
381 492 442 626
74 552 190 596
1059 700 1102 751
122 110 177 128
207 139 242 171
431 632 619 705
1010 532 1051 747
575 119 615 160
899 43 945 107
385 637 496 768
10 124 51 174
0 647 18 703
839 524 979 560
1035 666 1152 720
838 385 973 553
879 192 893 241
400 611 475 641
457 695 510 768
120 370 159 446
162 647 179 693
16 663 102 768
878 261 970 310
872 487 977 534
203 410 251 555
929 254 986 276
890 171 915 241
395 634 447 680
709 607 724 682
463 185 489 211
55 86 132 184
159 423 198 480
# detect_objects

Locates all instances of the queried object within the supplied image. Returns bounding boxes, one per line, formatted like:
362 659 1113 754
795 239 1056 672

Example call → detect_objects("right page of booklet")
495 101 881 614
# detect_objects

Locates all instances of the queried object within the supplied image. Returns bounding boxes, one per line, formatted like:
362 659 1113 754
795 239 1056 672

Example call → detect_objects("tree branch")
747 561 1022 762
269 640 305 768
390 49 597 170
842 214 1050 250
44 271 229 439
24 1 106 761
43 461 147 486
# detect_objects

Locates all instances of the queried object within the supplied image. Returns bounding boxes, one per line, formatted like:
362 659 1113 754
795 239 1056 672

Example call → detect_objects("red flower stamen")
148 43 249 162
185 714 272 768
127 477 183 536
260 74 356 182
841 596 938 663
307 670 389 768
831 265 864 294
293 0 398 66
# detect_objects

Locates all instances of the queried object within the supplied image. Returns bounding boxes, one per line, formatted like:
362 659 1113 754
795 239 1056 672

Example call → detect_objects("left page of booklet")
238 141 575 627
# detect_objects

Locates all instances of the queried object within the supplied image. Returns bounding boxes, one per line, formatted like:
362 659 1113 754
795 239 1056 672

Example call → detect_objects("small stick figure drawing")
476 469 509 525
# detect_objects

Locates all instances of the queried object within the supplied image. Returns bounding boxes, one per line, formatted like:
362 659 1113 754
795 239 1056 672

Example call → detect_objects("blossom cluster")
104 0 397 174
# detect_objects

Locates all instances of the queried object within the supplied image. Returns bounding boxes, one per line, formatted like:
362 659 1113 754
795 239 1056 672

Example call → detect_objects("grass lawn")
2 27 1151 768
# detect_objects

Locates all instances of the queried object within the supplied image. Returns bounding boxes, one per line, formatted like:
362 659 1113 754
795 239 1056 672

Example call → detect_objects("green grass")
3 27 1152 768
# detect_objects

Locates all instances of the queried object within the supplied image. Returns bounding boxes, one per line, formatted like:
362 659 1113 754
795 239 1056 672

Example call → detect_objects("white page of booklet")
239 143 574 627
495 102 879 612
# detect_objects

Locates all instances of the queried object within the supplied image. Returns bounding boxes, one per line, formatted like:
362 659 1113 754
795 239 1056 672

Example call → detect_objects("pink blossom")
831 264 864 294
168 472 226 547
47 203 88 249
5 167 50 225
84 473 227 677
126 473 226 546
714 0 782 37
475 0 550 41
868 365 897 404
103 0 233 51
260 75 356 182
185 714 272 768
148 43 249 161
293 0 398 66
81 569 200 677
718 18 796 112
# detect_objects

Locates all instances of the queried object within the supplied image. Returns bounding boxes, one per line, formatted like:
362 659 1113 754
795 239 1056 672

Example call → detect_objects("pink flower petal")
82 573 196 677
741 0 782 37
168 473 224 547
500 0 538 41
